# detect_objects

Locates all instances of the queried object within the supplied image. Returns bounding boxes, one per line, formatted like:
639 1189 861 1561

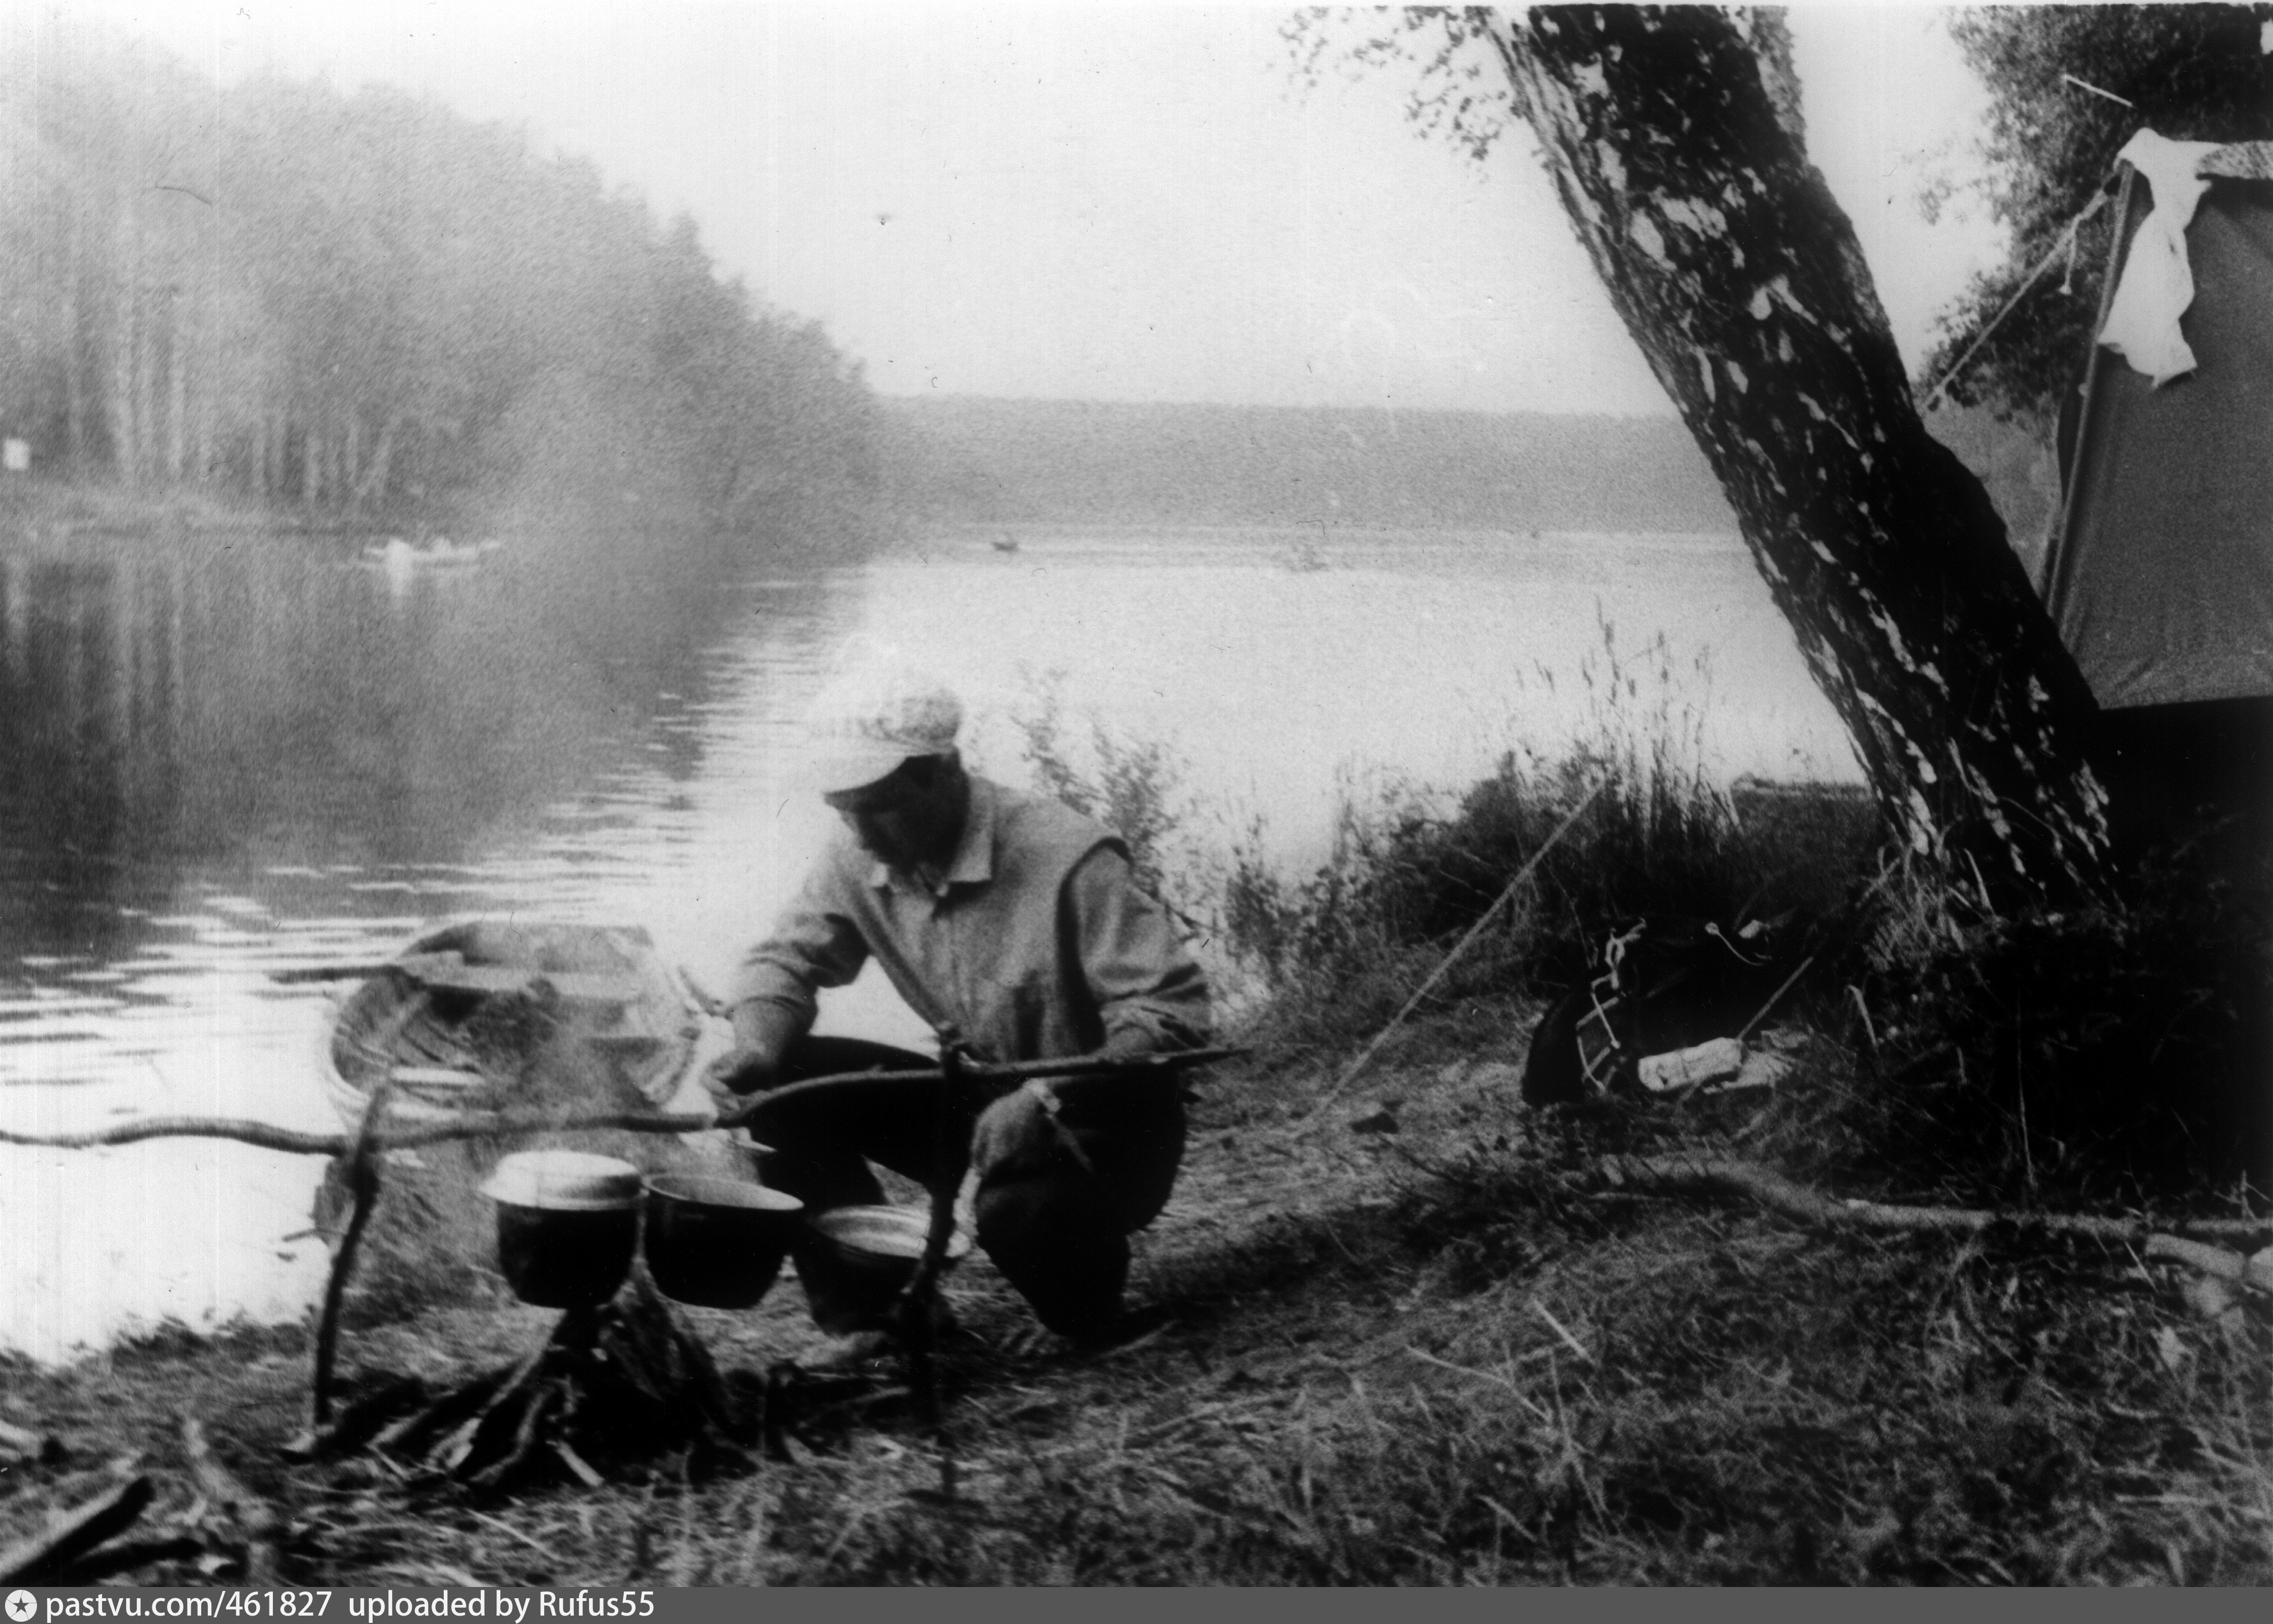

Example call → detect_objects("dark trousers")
739 1037 1186 1338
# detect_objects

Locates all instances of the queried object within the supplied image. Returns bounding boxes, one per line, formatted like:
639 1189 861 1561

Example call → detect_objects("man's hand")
704 999 807 1105
706 1045 783 1103
1101 1024 1158 1065
970 1082 1094 1181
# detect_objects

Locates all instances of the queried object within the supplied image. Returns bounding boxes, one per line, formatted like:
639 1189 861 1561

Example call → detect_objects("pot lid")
644 1173 804 1213
481 1149 643 1211
812 1204 972 1260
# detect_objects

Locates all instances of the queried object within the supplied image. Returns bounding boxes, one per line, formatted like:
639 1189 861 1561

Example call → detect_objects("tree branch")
1603 1150 2273 1268
0 1049 1242 1156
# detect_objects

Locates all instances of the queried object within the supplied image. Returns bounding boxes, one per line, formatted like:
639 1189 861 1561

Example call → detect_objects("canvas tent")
2048 141 2273 708
2044 140 2273 860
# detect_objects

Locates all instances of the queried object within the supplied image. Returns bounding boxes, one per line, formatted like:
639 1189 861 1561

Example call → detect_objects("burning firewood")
314 1279 756 1493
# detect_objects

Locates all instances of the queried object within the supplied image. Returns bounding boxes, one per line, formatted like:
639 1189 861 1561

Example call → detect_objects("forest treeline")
881 396 2054 545
882 398 1737 532
0 29 881 542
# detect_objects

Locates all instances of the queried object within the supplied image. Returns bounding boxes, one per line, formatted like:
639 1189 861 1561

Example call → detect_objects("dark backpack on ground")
1519 913 1786 1105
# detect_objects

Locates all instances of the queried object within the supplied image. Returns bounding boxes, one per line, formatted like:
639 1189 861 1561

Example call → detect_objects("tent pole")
2041 165 2139 615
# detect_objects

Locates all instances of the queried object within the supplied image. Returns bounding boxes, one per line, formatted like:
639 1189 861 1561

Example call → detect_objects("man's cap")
805 663 963 794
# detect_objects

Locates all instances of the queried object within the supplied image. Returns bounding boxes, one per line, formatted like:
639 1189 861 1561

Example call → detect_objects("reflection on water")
0 522 1854 1360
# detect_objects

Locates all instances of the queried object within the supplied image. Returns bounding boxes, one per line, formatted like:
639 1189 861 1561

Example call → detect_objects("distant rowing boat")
316 919 715 1132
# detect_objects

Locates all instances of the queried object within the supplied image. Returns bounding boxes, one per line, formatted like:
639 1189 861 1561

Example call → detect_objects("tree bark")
340 412 360 509
303 421 323 508
164 289 187 484
108 209 138 487
130 273 156 491
64 206 87 472
194 365 213 485
352 412 402 510
1491 7 2113 908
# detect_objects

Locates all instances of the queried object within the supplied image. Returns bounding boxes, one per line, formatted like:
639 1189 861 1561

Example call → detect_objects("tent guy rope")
1291 779 1606 1135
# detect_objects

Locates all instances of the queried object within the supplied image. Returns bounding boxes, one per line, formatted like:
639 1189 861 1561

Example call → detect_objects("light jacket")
733 775 1212 1064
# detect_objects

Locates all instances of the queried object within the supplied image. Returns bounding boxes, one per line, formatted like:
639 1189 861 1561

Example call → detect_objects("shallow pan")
806 1204 973 1321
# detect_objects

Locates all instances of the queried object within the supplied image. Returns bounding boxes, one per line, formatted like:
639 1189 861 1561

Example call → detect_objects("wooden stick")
899 1038 964 1441
2145 1233 2273 1297
716 1046 1242 1128
48 1535 203 1584
0 1475 155 1584
1603 1152 2273 1253
1728 866 1895 1049
1293 781 1606 1134
310 1075 393 1430
0 1109 707 1156
267 962 400 985
180 1415 280 1585
2042 166 2137 612
0 1050 1242 1156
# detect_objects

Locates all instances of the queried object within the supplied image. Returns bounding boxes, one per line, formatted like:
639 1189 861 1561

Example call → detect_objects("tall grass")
1005 626 2265 1209
1006 669 1212 935
1826 849 2273 1208
1207 625 1876 1060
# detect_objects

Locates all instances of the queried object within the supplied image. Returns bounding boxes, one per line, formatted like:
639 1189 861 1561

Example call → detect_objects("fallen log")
1602 1153 2273 1258
0 1475 155 1585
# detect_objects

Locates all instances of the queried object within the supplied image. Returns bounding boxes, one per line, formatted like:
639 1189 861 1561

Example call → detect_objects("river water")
0 522 1855 1361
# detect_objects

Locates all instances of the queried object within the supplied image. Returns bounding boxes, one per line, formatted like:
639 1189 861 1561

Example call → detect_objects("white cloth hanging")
2099 128 2226 385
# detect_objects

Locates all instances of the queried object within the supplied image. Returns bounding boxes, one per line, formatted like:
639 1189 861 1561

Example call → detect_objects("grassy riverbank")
4 734 2267 1585
0 477 322 542
3 1017 2267 1586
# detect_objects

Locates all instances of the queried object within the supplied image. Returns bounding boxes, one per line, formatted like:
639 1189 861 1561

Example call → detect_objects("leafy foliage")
1009 670 1200 925
1281 7 1512 164
1929 4 2273 424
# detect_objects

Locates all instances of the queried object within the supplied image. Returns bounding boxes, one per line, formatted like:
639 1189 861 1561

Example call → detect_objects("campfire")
310 1280 759 1492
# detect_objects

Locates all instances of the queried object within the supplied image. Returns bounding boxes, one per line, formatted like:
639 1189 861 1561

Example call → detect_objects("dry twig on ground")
1604 1152 2273 1290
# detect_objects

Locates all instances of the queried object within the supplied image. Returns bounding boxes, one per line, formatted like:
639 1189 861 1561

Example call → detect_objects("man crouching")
709 666 1211 1359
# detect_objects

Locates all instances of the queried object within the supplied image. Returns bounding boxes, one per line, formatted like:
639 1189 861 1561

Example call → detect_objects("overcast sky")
39 2 2006 414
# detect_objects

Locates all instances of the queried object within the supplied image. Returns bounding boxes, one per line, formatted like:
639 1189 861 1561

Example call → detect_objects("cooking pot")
806 1204 973 1321
480 1150 642 1308
642 1173 805 1310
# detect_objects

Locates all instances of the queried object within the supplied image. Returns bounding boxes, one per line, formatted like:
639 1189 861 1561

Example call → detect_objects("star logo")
6 1589 38 1622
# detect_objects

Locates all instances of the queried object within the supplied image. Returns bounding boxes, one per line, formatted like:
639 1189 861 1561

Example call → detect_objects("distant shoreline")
0 477 396 549
918 518 1746 541
880 395 2053 559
